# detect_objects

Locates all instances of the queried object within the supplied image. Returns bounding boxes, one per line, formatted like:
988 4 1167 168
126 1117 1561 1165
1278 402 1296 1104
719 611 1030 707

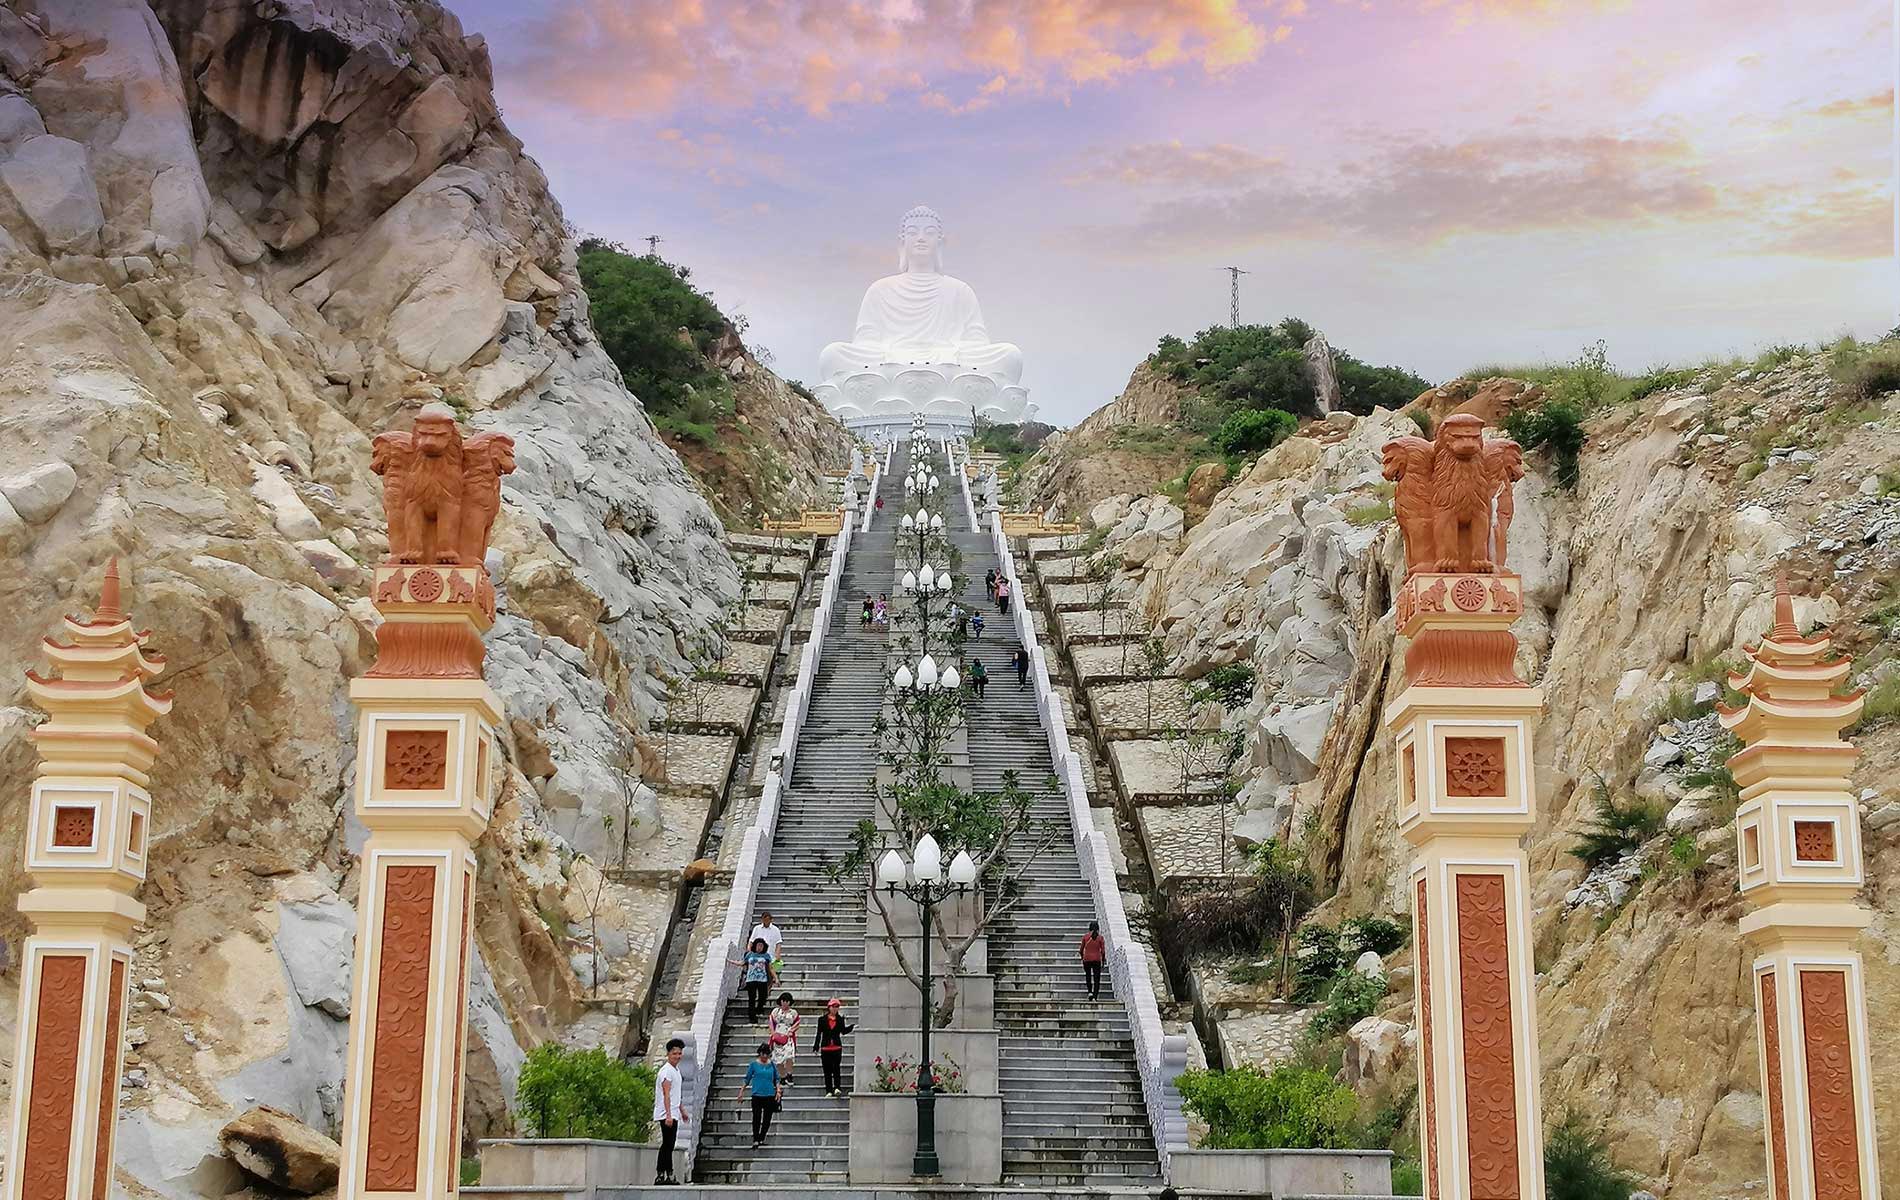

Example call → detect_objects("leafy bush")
1335 355 1430 413
1188 662 1257 711
1852 673 1900 732
1545 1111 1643 1200
1391 1159 1424 1195
1340 915 1408 958
1666 833 1706 877
1626 367 1696 403
1307 970 1388 1039
1405 408 1433 437
577 239 734 420
1502 396 1588 489
1567 776 1663 869
1212 407 1298 457
516 1045 655 1142
1177 1064 1359 1149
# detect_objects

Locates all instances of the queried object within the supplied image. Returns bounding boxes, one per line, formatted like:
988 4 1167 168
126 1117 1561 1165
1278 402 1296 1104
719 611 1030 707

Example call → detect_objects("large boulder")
274 894 357 1018
0 135 103 255
218 1105 341 1194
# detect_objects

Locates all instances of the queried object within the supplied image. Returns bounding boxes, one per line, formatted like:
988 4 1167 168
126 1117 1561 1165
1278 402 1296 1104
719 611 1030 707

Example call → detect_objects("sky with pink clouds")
447 0 1895 425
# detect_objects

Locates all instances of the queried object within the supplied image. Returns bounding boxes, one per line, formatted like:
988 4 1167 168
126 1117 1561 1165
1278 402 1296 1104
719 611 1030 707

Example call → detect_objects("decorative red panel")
1457 873 1520 1199
22 955 87 1200
93 959 127 1200
446 873 474 1193
1444 737 1507 797
384 730 448 790
1417 879 1440 1200
52 806 96 848
1760 973 1790 1200
1792 821 1836 864
1799 970 1863 1200
366 865 437 1190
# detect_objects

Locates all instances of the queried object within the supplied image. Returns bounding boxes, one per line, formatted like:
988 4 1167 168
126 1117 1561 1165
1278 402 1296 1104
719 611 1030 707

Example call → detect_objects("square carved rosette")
351 692 504 840
1732 762 1865 914
26 779 152 884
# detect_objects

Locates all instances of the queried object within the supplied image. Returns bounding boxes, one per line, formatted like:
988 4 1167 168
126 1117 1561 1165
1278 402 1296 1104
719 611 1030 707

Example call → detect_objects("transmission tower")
644 234 663 259
1221 265 1249 326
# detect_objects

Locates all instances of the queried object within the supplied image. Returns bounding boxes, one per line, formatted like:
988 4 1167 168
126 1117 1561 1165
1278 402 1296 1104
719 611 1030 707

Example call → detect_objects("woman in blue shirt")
736 1041 782 1147
731 937 773 1021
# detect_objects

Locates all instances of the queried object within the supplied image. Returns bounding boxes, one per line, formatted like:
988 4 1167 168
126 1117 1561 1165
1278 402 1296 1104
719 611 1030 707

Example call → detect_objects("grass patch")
1852 673 1900 733
1345 499 1393 526
1829 333 1900 401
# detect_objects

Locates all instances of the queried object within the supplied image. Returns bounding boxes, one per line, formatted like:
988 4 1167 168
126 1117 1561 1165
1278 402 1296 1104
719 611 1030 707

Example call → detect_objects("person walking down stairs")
733 938 773 1020
1079 922 1107 1001
769 993 802 1084
653 1038 687 1185
1012 645 1029 690
814 998 853 1097
995 576 1011 614
738 1043 783 1148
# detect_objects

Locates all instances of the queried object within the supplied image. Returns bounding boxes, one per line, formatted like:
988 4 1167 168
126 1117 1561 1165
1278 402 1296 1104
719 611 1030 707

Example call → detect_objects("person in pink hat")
813 997 853 1098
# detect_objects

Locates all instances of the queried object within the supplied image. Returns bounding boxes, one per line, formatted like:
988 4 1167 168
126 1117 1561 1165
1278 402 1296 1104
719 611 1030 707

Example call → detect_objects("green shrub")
1626 367 1696 403
1291 923 1347 1001
459 1159 481 1187
1755 343 1805 370
577 239 734 420
1189 662 1257 711
1405 408 1433 437
1545 1111 1643 1200
1340 915 1408 958
1502 397 1588 489
1335 355 1431 413
516 1045 656 1142
1177 1064 1359 1149
1212 407 1298 457
1666 833 1706 877
1391 1159 1425 1195
1144 839 1317 967
1567 776 1663 869
1308 970 1388 1040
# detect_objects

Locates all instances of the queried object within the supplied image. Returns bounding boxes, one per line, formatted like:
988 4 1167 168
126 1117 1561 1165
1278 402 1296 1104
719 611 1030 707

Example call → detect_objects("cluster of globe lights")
891 652 959 693
901 562 953 596
900 507 943 534
876 832 978 889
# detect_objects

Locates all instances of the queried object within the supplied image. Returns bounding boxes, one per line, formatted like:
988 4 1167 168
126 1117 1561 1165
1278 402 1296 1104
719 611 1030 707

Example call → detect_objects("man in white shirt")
653 1038 687 1184
748 911 784 968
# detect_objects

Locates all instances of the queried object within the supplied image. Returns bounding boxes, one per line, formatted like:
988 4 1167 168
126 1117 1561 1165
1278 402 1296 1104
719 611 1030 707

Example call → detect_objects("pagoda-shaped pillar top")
26 560 173 782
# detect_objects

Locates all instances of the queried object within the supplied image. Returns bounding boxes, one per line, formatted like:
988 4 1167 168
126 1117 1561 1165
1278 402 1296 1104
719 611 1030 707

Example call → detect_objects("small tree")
517 1045 655 1141
1086 552 1124 635
1139 635 1169 727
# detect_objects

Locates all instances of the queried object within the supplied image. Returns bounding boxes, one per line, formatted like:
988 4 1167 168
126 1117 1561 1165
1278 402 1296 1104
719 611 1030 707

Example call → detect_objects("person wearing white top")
653 1038 687 1184
749 912 784 964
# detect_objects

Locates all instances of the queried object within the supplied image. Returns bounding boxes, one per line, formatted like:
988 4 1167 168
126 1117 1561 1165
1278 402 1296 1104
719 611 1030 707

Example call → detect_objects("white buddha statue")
814 206 1031 434
819 206 1023 382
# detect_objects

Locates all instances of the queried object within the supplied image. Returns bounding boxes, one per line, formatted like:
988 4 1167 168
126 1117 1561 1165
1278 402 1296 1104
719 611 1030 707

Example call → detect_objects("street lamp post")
877 836 978 1178
899 507 944 566
900 563 955 654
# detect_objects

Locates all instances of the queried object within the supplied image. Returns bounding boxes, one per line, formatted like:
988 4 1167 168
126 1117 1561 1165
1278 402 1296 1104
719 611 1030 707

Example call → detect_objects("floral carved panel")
1444 736 1507 798
1760 973 1791 1200
1457 873 1520 1199
93 958 126 1200
1799 969 1863 1200
22 955 87 1200
365 866 437 1191
384 730 448 791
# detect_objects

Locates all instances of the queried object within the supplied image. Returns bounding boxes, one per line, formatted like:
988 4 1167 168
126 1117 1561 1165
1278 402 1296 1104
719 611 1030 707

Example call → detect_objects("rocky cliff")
1049 353 1900 1193
0 1 812 1193
1018 361 1196 516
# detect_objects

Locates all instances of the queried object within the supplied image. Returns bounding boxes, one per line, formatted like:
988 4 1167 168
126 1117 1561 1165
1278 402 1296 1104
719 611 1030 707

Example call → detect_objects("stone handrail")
676 508 855 1174
985 511 1189 1178
954 440 979 532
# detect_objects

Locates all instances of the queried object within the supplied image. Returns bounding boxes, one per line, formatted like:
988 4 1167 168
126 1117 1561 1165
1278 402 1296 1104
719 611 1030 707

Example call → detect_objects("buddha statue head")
898 204 945 273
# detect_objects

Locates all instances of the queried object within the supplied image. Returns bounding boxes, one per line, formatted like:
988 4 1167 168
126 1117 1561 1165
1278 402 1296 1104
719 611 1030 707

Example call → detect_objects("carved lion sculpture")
1382 435 1437 575
372 404 518 567
1381 413 1523 576
458 431 518 564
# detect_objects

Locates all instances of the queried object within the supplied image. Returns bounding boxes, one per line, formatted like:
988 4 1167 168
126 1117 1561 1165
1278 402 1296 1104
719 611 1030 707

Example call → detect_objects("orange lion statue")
1381 412 1521 576
372 403 517 566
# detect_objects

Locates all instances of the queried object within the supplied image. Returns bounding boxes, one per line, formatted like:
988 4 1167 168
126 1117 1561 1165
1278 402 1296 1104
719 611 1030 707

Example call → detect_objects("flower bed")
870 1050 965 1094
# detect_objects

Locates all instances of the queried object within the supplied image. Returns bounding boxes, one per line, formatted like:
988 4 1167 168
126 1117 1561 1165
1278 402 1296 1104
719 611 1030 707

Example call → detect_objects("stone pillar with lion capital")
338 403 515 1200
1380 413 1545 1200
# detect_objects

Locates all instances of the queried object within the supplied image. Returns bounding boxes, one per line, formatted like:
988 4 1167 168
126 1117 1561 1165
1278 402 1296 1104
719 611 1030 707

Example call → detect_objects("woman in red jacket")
1079 921 1106 1001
